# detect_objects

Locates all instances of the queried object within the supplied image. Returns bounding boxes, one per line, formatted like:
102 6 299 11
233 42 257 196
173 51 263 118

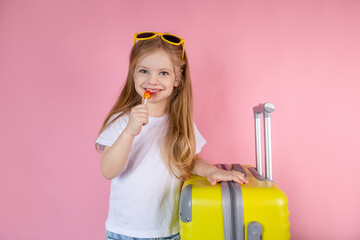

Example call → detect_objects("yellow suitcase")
179 103 290 240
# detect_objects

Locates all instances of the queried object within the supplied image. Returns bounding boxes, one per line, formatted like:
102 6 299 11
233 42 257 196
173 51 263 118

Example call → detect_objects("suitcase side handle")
179 185 192 223
253 103 275 180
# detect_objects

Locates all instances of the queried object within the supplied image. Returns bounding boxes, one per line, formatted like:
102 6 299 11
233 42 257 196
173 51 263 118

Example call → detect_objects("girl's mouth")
144 88 162 94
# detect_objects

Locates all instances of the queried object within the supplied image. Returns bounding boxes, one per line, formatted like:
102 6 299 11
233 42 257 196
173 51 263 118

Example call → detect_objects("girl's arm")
191 156 249 185
100 131 135 179
100 104 149 179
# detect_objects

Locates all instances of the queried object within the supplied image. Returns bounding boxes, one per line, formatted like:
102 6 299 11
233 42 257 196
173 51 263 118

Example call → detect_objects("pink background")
1 0 359 239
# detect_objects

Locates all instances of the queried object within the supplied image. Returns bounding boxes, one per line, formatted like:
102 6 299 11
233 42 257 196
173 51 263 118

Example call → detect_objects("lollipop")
144 90 152 104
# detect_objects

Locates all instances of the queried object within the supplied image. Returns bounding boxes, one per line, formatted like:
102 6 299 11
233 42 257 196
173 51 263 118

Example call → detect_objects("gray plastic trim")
216 164 222 169
253 103 275 114
179 184 192 223
221 181 232 240
232 164 247 178
248 167 267 181
219 164 233 240
247 221 263 240
248 167 275 184
220 164 245 240
232 182 245 240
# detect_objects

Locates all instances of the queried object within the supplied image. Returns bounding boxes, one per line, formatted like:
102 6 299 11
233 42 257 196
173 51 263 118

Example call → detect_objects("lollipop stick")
144 98 148 104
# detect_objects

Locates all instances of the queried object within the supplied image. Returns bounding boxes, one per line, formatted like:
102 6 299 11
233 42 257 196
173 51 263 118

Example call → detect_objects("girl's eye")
160 71 169 76
139 69 148 74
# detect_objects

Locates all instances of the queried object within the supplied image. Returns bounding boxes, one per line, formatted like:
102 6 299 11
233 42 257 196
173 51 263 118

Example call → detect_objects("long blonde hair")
97 36 196 179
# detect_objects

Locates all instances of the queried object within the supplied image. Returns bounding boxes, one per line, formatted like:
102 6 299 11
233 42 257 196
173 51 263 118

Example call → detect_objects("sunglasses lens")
137 32 156 39
163 34 181 44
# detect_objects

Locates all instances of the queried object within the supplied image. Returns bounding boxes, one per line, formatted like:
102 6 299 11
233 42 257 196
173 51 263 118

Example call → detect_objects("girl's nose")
148 74 159 85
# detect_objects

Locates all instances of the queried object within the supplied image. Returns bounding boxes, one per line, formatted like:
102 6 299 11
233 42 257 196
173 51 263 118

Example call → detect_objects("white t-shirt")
96 113 206 238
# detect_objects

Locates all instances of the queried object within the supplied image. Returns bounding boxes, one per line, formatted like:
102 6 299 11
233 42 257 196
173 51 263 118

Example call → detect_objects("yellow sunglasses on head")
133 32 185 59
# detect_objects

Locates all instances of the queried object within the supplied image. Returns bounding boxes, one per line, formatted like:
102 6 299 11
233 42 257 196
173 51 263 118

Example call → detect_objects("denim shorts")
105 230 180 240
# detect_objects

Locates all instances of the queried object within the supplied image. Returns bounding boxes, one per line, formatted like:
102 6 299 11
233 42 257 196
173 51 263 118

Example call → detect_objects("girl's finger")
233 175 244 184
132 113 149 119
232 171 248 182
131 108 148 114
239 175 249 183
229 172 247 184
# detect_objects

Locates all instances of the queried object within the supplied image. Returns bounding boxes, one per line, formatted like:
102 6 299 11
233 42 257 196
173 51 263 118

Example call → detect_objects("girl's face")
133 49 179 110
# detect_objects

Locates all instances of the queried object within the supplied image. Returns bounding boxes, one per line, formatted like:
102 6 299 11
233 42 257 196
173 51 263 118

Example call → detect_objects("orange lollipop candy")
144 90 152 104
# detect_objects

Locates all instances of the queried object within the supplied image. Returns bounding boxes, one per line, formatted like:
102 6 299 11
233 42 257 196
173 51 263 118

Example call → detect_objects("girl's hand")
207 168 249 186
124 104 149 136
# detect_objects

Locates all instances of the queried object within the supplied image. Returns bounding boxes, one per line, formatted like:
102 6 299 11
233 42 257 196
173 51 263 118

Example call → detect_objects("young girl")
96 32 248 240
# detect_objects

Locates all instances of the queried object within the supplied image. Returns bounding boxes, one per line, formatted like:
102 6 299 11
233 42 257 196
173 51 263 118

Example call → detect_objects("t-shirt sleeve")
96 113 128 152
194 123 206 154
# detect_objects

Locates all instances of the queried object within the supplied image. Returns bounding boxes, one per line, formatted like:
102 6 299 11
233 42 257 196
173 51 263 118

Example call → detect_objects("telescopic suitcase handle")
253 103 275 181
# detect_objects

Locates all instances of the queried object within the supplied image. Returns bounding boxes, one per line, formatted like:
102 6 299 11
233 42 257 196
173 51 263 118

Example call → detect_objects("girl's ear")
174 79 180 87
